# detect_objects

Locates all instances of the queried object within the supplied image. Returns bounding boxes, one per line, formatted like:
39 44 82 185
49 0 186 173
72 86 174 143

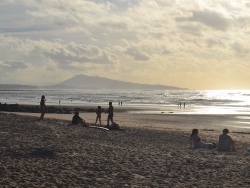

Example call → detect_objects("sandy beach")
1 109 250 187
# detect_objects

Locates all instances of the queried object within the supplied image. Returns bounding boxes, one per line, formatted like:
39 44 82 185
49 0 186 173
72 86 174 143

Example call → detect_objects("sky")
0 0 250 90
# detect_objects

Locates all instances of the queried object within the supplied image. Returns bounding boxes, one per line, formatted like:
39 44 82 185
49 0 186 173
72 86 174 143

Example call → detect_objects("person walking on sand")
106 102 114 127
217 129 236 151
39 95 47 120
95 106 102 125
190 129 216 149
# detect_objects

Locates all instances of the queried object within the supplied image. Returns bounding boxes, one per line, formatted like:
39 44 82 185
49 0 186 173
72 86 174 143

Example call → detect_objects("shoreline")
2 102 250 115
3 111 250 144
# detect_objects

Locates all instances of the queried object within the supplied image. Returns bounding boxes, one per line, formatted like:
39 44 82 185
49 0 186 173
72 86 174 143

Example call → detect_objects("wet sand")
0 111 250 187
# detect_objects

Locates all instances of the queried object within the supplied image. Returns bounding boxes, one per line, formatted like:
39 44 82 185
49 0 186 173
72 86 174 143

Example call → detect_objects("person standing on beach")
217 129 235 151
106 102 114 127
39 95 46 120
95 106 102 125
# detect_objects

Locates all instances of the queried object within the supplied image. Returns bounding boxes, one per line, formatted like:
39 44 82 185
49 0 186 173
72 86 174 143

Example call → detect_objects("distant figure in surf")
39 95 47 120
95 106 102 125
106 102 114 127
217 129 235 151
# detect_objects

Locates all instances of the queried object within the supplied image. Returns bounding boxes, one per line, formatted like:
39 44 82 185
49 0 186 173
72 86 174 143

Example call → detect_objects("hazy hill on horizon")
52 74 187 90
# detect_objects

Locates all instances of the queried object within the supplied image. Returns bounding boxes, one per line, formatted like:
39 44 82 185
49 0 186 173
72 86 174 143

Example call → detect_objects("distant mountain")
51 74 187 90
0 84 38 90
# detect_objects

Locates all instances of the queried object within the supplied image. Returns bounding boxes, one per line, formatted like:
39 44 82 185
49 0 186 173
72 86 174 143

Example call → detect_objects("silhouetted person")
95 106 102 125
39 95 46 120
218 129 235 151
190 129 216 149
72 111 86 126
106 102 114 127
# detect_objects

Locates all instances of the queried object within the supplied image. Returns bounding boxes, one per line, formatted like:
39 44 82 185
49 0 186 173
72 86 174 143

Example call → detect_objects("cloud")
125 46 150 61
176 10 231 31
0 60 28 71
0 35 119 69
0 1 250 89
231 42 249 56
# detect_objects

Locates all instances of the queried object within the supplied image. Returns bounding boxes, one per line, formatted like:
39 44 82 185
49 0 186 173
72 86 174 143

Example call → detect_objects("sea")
0 89 250 115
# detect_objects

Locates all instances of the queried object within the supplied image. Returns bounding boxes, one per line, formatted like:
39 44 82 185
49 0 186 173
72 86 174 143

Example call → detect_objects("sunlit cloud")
0 0 250 89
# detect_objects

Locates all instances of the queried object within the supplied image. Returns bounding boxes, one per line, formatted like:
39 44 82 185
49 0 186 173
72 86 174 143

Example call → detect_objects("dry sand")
0 111 250 187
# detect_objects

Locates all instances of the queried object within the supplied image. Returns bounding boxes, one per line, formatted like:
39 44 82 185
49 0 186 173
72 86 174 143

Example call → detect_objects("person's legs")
40 108 45 120
107 114 113 126
40 112 44 119
107 116 110 126
229 140 236 151
208 143 216 149
99 115 101 125
80 119 88 127
110 115 114 124
95 116 98 125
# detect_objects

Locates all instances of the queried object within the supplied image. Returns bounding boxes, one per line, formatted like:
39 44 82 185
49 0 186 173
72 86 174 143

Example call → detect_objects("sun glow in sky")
0 0 250 89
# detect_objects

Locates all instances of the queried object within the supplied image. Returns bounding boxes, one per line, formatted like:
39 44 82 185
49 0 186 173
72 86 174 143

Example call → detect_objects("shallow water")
1 89 250 115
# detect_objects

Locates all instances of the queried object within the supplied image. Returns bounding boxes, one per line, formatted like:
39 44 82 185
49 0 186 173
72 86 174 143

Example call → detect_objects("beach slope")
0 112 249 187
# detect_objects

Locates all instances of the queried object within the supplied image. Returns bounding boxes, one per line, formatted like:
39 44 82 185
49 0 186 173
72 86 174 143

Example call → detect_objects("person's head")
191 129 198 135
223 128 229 134
75 111 79 116
109 102 112 106
41 95 45 100
98 106 101 110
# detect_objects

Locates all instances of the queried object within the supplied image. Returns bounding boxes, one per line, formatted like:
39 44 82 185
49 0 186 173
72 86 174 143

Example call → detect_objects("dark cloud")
232 42 249 56
0 60 28 71
176 11 231 31
125 47 150 61
39 43 119 69
93 0 140 10
178 24 202 36
99 21 128 31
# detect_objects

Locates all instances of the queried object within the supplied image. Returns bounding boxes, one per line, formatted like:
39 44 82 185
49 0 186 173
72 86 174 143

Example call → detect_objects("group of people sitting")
190 128 235 152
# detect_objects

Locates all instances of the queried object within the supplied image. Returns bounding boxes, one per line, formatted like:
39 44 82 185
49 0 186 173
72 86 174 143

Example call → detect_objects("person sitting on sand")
72 111 87 126
95 106 102 125
190 129 216 149
106 102 114 127
217 129 235 151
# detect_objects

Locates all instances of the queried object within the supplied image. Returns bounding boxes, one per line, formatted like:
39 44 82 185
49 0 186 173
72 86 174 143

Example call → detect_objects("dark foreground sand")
0 112 250 187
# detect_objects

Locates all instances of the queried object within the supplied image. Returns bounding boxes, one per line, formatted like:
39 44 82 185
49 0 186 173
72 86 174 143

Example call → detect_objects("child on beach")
106 102 114 127
190 129 216 149
95 106 102 125
39 95 47 120
217 129 235 151
72 111 87 126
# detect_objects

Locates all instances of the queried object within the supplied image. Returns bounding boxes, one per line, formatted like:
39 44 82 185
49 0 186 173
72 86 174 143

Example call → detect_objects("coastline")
3 108 250 143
